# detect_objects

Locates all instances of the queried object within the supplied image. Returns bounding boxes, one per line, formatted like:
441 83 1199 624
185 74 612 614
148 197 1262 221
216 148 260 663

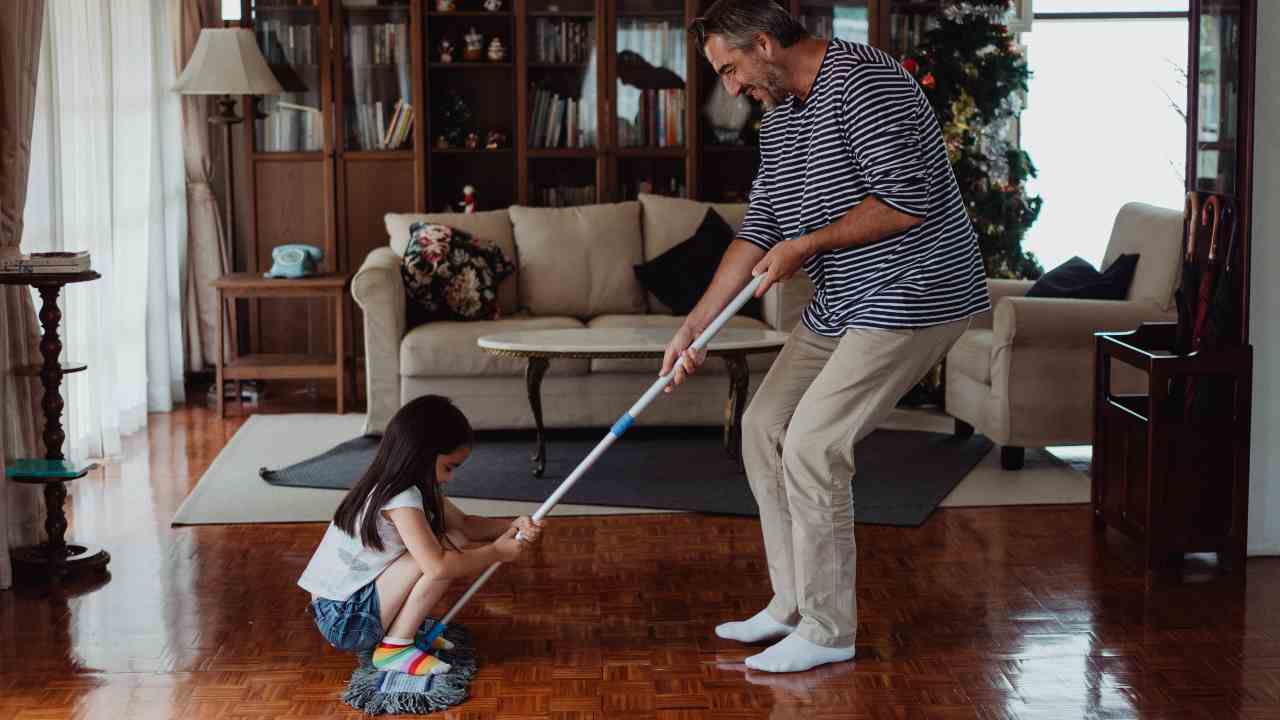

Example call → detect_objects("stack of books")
0 251 91 275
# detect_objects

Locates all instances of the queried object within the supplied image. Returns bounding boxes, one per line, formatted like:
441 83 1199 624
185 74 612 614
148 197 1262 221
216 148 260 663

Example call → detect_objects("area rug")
174 412 1091 527
260 427 990 526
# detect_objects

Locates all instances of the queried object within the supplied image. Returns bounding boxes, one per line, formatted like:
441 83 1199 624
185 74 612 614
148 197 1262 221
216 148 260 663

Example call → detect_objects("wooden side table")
212 273 352 417
0 270 110 579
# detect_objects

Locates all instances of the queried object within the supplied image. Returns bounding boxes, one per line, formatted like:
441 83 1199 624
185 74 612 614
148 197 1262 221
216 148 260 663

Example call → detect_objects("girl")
299 395 542 675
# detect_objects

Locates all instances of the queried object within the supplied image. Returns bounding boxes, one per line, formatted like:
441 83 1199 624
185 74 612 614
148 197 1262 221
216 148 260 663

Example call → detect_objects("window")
222 0 240 22
1018 8 1187 272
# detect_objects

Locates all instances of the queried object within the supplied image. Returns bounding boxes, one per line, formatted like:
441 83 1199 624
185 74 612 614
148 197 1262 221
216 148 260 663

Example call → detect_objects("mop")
344 274 765 715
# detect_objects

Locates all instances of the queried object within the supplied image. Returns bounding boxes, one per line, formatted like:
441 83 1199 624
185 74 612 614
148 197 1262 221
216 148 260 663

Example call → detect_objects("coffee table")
478 327 789 476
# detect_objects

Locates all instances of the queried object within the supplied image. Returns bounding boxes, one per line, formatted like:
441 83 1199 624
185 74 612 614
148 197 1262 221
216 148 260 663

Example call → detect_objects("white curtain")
24 0 187 461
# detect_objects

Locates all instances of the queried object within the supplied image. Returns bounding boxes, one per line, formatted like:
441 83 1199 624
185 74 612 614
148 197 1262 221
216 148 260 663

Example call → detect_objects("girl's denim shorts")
311 581 383 652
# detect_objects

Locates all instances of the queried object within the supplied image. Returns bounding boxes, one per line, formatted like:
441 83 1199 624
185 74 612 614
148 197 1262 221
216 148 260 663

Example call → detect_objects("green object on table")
5 458 95 479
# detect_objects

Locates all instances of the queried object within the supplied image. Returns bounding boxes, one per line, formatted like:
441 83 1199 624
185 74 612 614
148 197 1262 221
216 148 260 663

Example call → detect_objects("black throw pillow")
633 208 762 319
1026 254 1140 301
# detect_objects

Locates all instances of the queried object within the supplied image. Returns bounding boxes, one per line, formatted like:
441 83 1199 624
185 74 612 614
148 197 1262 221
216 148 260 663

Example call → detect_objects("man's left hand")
752 236 815 297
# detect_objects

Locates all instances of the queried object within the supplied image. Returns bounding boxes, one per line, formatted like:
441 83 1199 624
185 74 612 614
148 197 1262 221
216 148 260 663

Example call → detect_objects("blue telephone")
264 244 323 279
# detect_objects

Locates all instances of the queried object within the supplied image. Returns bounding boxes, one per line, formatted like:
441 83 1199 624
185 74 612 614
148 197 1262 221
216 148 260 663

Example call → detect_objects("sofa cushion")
637 193 748 312
585 314 778 374
1026 254 1139 301
385 210 517 315
400 316 588 377
947 328 993 386
633 207 763 320
401 222 515 324
508 203 647 318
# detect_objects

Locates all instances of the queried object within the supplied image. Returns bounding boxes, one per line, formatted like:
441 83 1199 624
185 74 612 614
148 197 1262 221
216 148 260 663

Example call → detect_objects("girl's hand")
493 526 525 563
512 516 543 544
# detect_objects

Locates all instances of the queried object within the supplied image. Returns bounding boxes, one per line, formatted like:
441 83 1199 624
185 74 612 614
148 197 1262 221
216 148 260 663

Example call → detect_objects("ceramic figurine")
465 131 480 149
546 3 559 10
435 134 450 149
435 0 455 11
487 36 506 62
463 27 484 61
437 37 455 63
485 129 507 149
459 185 477 214
483 0 503 11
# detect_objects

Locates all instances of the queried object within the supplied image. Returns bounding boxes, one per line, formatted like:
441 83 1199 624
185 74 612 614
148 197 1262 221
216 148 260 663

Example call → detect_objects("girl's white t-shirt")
298 486 429 601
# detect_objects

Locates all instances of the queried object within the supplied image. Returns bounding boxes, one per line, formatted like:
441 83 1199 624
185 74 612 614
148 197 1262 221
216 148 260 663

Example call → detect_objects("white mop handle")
436 274 766 629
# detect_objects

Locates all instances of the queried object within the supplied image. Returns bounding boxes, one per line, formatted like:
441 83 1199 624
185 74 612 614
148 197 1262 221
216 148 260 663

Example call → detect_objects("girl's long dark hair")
334 395 473 552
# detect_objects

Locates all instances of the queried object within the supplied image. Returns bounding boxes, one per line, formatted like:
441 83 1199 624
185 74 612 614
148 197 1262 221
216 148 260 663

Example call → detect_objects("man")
662 0 990 673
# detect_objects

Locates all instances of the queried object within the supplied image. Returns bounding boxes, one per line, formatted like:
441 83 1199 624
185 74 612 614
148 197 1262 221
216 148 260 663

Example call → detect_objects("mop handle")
426 274 767 639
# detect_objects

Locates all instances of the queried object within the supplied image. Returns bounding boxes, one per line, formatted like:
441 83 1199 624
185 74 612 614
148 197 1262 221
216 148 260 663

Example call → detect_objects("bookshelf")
236 0 931 360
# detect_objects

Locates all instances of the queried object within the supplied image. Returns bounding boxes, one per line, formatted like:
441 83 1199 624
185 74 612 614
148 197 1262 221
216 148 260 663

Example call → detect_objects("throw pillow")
401 222 515 323
1026 254 1140 300
633 208 762 319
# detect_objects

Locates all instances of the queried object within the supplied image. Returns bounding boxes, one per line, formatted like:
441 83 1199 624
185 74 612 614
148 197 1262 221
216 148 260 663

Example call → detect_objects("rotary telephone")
264 244 323 279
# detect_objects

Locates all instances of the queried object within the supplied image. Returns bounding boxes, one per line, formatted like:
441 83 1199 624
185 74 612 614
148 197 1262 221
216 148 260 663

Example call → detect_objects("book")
0 251 91 273
5 458 98 479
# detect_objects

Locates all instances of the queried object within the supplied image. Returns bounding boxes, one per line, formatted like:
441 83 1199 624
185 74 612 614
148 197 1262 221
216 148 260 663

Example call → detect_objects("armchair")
945 202 1185 469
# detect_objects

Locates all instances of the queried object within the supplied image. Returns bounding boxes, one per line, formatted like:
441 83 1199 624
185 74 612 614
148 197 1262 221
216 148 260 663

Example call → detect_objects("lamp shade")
174 28 284 95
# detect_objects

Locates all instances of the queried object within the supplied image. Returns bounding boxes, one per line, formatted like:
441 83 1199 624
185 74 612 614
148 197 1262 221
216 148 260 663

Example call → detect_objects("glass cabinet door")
799 0 871 43
341 2 414 152
1192 0 1242 194
251 0 325 152
614 0 687 149
528 0 599 149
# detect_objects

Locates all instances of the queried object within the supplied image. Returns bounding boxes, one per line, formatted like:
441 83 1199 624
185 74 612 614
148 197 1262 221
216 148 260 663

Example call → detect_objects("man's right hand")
660 324 707 393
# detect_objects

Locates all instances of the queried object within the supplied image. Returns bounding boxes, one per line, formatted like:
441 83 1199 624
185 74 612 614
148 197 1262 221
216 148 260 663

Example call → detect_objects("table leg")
34 285 67 460
335 291 346 415
216 290 226 418
724 355 750 459
526 357 550 477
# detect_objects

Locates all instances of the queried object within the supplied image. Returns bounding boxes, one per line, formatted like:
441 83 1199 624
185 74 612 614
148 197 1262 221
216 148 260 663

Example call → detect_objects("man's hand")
752 236 815 297
659 324 707 393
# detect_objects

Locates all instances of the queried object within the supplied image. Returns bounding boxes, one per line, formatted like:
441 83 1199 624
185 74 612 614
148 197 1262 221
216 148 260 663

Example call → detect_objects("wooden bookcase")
235 0 934 361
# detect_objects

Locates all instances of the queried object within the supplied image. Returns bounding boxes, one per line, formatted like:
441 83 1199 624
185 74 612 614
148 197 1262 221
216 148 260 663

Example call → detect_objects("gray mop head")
342 619 478 715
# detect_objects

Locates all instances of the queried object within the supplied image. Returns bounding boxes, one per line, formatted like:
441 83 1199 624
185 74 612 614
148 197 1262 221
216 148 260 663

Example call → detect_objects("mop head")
342 619 478 715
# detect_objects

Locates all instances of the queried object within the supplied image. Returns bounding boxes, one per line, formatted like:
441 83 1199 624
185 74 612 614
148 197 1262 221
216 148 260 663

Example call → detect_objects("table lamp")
174 28 283 274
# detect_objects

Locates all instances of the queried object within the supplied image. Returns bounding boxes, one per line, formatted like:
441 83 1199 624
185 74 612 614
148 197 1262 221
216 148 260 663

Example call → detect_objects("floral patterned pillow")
400 222 515 322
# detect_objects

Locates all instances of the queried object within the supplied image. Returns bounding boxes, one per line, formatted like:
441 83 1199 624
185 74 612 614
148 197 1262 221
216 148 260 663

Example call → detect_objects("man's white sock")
714 609 796 643
744 632 854 673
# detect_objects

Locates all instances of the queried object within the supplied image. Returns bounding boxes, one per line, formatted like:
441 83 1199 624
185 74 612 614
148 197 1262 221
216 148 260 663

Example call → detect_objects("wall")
1247 0 1279 555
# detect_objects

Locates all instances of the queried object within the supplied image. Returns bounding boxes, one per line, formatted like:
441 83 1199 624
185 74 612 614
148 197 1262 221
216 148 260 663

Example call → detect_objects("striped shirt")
738 40 990 335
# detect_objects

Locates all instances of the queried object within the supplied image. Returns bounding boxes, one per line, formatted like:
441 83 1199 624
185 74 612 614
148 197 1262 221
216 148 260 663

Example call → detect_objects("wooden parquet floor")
1 397 1278 719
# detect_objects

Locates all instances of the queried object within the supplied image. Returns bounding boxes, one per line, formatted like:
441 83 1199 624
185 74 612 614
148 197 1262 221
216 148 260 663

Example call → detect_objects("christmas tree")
901 0 1043 280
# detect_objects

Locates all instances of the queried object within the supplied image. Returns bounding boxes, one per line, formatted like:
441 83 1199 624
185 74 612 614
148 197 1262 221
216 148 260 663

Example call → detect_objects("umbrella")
1173 191 1202 357
1188 199 1241 422
1181 195 1223 420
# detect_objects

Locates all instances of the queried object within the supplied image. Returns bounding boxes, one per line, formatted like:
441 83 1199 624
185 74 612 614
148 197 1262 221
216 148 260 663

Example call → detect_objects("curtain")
24 0 187 462
0 0 48 590
175 0 229 373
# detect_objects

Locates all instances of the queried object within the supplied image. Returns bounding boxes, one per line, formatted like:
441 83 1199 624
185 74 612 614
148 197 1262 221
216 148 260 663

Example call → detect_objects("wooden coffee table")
478 327 788 476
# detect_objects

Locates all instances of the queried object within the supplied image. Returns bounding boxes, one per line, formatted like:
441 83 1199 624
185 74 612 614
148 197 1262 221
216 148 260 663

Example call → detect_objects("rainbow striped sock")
371 639 451 676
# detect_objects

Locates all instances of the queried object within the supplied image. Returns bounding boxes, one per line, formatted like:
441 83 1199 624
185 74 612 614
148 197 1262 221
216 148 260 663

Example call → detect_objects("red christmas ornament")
902 57 919 75
921 72 936 90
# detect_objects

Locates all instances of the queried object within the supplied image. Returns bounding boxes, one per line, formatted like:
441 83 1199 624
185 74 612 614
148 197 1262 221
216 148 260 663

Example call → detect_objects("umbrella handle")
1184 191 1201 262
1201 195 1222 263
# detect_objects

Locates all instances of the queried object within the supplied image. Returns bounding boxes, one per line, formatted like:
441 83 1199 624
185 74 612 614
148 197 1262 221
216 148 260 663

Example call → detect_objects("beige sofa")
945 202 1184 469
352 193 814 435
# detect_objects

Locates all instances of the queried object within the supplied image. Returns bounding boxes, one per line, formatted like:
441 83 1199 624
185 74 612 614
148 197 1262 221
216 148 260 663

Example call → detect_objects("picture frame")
1008 0 1033 34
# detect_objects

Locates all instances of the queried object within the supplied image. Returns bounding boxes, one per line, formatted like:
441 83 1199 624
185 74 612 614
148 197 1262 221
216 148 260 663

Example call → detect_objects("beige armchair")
945 202 1185 469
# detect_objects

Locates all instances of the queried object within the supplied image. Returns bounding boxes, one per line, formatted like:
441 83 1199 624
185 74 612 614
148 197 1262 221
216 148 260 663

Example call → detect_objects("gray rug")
260 428 993 527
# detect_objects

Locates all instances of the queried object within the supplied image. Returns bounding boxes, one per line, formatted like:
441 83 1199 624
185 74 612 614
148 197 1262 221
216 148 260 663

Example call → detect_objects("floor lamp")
174 29 282 393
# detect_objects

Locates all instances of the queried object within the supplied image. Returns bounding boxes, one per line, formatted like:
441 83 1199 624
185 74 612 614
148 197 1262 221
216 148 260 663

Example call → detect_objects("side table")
212 273 352 417
0 270 111 579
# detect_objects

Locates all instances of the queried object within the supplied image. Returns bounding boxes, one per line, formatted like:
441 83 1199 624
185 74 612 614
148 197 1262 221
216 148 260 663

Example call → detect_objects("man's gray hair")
688 0 809 55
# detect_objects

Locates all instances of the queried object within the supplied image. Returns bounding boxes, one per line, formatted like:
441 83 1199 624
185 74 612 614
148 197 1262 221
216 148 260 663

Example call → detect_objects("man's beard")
755 64 788 110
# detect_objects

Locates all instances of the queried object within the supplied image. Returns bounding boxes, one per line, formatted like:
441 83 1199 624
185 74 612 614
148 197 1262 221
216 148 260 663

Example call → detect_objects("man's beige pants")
742 318 970 648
